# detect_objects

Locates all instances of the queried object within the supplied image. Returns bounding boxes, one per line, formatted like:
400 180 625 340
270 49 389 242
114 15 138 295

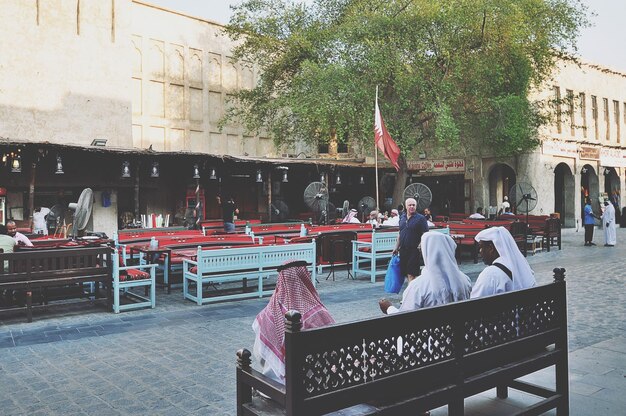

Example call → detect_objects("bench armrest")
118 264 157 272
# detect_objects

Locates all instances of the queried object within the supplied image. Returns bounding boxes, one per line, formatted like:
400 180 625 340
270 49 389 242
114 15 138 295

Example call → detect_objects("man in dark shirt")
217 195 239 232
393 198 429 281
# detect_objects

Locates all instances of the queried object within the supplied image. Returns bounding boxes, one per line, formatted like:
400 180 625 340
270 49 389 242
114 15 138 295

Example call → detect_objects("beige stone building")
1 0 625 236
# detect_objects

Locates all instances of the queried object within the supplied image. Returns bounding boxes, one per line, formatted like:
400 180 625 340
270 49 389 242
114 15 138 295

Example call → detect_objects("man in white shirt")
382 209 400 226
601 199 616 246
379 232 472 314
366 210 380 228
470 227 535 299
32 206 50 235
468 207 485 219
6 221 33 246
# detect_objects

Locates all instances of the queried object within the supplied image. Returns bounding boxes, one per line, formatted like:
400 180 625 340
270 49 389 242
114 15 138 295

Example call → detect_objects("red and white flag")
374 96 401 171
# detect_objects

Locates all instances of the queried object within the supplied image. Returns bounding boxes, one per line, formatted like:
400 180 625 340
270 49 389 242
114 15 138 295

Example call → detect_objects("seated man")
341 208 361 223
502 207 515 215
379 232 472 314
6 220 32 247
366 210 380 228
468 207 485 219
471 226 536 299
382 209 400 227
252 261 335 384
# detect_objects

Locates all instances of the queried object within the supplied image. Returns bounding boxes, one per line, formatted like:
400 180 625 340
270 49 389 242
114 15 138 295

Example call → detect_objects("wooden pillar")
134 164 140 220
28 162 36 230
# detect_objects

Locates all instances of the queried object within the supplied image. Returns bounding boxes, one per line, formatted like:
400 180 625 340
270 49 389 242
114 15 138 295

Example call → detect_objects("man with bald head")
6 220 32 247
392 198 429 282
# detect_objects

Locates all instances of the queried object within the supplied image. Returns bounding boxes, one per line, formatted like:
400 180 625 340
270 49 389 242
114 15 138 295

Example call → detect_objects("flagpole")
375 86 380 211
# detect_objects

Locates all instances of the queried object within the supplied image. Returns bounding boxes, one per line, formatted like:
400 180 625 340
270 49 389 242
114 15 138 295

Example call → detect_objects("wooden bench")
182 241 317 305
236 268 569 416
0 247 113 322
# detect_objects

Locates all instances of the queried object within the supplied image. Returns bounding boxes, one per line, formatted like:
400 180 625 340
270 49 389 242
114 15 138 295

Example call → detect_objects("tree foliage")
223 0 588 199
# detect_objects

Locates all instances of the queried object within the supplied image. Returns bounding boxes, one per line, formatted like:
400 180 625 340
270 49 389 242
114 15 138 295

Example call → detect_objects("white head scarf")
474 226 536 290
342 209 358 223
420 232 472 302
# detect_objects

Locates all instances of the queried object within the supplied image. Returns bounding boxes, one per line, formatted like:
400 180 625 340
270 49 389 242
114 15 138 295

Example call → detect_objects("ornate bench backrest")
283 273 566 414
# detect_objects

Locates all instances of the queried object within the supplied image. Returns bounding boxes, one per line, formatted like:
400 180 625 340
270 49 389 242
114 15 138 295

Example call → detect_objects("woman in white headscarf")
379 232 472 314
471 226 536 298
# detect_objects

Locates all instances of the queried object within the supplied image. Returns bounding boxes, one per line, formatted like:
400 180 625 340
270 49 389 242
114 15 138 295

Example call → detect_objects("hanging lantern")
193 164 201 179
359 175 365 185
151 162 159 178
320 173 325 183
281 170 288 183
209 167 217 180
335 171 341 185
122 161 131 178
256 170 263 183
55 155 64 174
11 155 21 173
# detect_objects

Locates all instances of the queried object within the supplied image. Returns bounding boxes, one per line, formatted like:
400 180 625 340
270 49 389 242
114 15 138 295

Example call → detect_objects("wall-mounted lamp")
282 170 288 183
320 173 325 183
359 175 365 185
335 171 342 185
193 164 201 179
256 170 263 183
11 155 21 173
581 167 588 174
151 162 159 178
604 168 611 175
55 155 64 175
209 167 217 180
121 161 130 178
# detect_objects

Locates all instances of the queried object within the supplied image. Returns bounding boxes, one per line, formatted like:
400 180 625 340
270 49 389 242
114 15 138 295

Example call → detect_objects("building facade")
1 0 625 235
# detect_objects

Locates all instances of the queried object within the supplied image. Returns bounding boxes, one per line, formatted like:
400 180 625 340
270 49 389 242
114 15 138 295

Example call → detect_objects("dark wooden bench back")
239 269 567 415
0 247 112 286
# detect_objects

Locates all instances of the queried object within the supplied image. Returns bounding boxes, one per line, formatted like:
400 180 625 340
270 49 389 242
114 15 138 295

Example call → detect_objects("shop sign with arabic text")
407 159 465 172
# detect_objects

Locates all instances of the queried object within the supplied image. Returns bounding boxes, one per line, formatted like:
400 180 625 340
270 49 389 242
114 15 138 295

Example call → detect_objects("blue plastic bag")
384 255 403 294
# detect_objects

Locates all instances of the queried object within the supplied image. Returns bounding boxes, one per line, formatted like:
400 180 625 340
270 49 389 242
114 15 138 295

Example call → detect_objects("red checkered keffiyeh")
252 263 335 382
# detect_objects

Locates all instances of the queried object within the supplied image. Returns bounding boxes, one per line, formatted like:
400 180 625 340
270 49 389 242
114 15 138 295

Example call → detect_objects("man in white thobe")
601 200 616 247
471 226 536 299
379 232 472 314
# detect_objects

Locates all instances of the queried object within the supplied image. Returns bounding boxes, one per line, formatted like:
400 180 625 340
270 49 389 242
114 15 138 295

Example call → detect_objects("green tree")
223 0 589 205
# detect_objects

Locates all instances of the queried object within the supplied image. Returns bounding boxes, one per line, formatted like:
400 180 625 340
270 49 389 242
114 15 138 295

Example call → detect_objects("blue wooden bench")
182 241 317 305
112 248 157 313
352 228 450 283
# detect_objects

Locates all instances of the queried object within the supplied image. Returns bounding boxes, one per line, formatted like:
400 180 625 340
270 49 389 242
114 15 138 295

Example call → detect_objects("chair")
509 221 529 257
316 231 356 280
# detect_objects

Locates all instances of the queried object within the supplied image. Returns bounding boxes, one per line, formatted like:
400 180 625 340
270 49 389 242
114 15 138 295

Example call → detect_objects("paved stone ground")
0 228 624 415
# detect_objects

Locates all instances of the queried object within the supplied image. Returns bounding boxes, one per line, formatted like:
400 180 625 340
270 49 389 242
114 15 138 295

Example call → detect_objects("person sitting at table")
379 232 472 314
6 220 32 247
382 209 400 227
252 261 335 384
341 208 361 223
0 224 18 305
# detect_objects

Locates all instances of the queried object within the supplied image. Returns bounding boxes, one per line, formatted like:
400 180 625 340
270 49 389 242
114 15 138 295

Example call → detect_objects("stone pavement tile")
592 336 626 354
570 391 624 414
13 333 62 347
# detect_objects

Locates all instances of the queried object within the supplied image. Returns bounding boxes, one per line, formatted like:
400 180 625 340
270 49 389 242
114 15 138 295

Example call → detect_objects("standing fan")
403 183 432 212
357 196 377 222
68 188 93 238
341 200 350 219
303 182 329 224
271 200 290 222
509 182 538 216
